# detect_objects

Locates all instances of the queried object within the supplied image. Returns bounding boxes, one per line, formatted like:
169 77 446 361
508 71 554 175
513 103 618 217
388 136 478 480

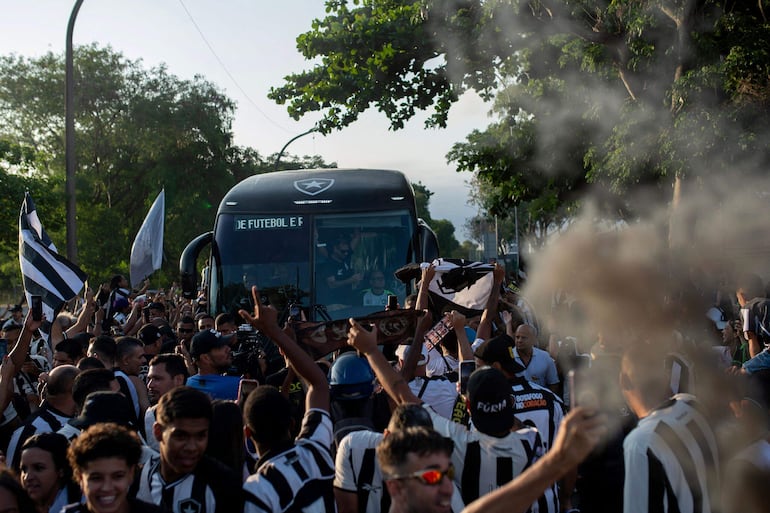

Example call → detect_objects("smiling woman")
64 424 162 513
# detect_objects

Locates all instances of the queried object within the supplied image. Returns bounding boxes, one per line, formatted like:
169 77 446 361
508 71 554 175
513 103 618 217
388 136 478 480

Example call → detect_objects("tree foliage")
273 0 770 231
0 46 333 289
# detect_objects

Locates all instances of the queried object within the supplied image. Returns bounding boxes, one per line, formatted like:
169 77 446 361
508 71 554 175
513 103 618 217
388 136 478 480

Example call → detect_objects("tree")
411 180 463 256
0 46 335 289
272 1 770 234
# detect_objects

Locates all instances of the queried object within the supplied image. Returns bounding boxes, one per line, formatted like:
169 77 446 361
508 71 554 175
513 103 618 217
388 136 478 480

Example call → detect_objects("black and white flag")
19 193 88 325
427 258 496 316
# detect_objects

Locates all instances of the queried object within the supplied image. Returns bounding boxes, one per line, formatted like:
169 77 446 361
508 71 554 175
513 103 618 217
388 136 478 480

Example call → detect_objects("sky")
1 0 492 240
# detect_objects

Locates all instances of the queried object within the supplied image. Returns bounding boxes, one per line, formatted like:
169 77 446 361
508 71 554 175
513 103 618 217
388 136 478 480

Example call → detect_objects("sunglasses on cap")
388 464 455 486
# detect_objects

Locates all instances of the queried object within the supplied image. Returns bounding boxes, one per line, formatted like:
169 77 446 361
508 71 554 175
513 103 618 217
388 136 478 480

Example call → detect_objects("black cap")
137 324 162 346
190 329 230 359
70 391 136 429
467 367 514 435
10 305 22 313
474 334 525 376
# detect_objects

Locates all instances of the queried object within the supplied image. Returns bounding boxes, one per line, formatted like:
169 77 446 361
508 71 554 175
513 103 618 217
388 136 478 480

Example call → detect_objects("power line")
176 0 291 134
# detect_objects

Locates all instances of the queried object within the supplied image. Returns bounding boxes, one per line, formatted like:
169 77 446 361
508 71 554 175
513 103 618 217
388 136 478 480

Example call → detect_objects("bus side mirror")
418 220 440 262
179 231 213 299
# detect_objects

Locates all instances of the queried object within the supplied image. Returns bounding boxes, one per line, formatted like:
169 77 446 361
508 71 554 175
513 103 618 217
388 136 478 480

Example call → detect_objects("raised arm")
240 285 329 412
415 264 435 312
347 319 420 406
476 264 505 342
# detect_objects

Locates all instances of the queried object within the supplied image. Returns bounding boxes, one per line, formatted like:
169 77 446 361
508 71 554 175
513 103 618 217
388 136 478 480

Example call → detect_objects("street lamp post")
273 127 318 171
65 0 85 263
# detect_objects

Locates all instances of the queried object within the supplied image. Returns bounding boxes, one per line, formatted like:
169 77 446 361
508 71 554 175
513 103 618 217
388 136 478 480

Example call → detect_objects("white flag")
130 189 165 287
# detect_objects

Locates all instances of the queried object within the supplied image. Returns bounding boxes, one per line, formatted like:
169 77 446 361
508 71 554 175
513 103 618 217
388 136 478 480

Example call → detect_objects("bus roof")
218 168 416 214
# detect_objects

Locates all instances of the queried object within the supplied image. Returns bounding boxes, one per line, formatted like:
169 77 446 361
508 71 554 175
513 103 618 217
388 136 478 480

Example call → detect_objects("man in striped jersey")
136 386 243 513
239 285 336 513
620 344 720 513
6 364 79 470
347 320 554 513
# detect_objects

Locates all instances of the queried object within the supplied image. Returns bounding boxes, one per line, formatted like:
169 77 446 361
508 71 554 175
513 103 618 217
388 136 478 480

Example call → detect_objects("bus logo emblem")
294 179 335 196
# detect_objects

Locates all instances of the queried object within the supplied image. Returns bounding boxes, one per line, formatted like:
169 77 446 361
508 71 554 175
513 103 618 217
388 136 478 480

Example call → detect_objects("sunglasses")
389 464 455 486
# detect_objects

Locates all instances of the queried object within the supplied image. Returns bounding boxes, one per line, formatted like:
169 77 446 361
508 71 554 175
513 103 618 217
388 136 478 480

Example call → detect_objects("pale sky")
2 0 492 240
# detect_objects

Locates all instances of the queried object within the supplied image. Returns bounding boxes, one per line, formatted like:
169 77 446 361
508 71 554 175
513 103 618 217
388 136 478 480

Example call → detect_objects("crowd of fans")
0 263 767 513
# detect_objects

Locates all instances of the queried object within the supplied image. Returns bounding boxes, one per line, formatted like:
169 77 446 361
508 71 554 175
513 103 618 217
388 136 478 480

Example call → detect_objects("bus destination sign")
234 216 305 230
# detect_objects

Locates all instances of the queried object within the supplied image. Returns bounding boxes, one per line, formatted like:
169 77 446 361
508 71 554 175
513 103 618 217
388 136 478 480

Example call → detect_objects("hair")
205 400 245 475
76 357 105 371
115 337 143 362
215 313 235 328
46 365 80 397
243 385 292 446
72 369 116 411
54 339 84 361
89 336 117 363
178 316 196 326
109 275 124 291
0 469 37 513
387 404 434 432
377 427 454 479
148 354 189 382
156 386 212 427
67 423 141 480
21 432 73 482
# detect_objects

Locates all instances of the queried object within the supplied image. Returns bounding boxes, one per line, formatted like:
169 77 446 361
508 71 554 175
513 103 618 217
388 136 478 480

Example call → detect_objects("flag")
19 192 88 325
427 258 496 316
130 189 165 288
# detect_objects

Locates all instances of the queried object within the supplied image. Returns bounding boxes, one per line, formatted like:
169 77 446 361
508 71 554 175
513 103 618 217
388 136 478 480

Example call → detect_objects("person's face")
197 318 214 331
514 326 535 352
0 487 20 513
77 457 134 513
370 273 386 293
147 363 182 405
121 346 146 376
204 345 232 372
176 322 195 341
723 322 738 345
53 351 74 368
21 448 62 507
388 452 453 513
11 310 22 321
154 417 209 481
333 241 350 260
216 322 236 336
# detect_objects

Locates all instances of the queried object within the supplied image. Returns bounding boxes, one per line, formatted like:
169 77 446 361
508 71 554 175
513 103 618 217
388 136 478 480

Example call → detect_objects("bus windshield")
213 209 414 320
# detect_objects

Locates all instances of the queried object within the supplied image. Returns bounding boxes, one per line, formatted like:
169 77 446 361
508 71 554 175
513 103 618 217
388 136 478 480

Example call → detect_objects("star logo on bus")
294 178 335 196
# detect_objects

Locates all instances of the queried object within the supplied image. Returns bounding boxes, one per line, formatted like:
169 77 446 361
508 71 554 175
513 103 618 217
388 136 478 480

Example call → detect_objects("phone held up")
30 295 43 322
237 378 260 407
459 360 476 395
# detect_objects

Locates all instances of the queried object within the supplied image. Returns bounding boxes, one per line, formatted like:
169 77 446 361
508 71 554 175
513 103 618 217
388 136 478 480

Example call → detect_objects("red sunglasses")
389 464 455 486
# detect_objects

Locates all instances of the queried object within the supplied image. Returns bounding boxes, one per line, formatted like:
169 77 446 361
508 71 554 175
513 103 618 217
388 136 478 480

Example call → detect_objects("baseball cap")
395 344 430 366
473 334 525 376
467 367 514 435
137 324 162 346
70 391 136 429
190 329 230 359
10 305 22 313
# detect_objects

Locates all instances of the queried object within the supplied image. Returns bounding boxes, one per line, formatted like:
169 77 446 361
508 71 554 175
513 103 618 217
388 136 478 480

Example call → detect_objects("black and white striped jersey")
425 404 556 513
509 378 565 451
243 408 336 513
623 393 720 513
6 402 70 470
136 454 243 513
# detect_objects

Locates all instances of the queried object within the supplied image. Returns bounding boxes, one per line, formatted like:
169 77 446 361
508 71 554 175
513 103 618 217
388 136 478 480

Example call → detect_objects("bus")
179 168 439 321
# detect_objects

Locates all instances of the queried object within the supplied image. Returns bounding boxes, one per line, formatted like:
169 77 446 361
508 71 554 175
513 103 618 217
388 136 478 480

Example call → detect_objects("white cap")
706 307 727 330
395 344 430 366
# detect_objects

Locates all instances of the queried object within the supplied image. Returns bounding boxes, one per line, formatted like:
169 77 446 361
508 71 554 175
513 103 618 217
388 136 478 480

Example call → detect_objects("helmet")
329 351 374 401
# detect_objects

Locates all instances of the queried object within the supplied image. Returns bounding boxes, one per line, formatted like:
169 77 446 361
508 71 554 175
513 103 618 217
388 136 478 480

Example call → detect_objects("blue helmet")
329 351 375 401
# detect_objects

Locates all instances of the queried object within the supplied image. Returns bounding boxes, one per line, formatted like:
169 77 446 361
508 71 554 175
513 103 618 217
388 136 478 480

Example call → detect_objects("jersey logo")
178 498 202 513
294 178 335 196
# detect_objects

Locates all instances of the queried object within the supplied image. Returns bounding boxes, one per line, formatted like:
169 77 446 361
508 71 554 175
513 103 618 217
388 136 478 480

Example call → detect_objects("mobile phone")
143 305 151 323
568 368 599 409
459 360 476 395
387 295 398 310
237 378 260 406
30 295 43 321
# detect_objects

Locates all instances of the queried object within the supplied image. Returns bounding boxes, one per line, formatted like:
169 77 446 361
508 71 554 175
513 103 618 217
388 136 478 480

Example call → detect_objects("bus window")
314 210 413 319
213 213 311 317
